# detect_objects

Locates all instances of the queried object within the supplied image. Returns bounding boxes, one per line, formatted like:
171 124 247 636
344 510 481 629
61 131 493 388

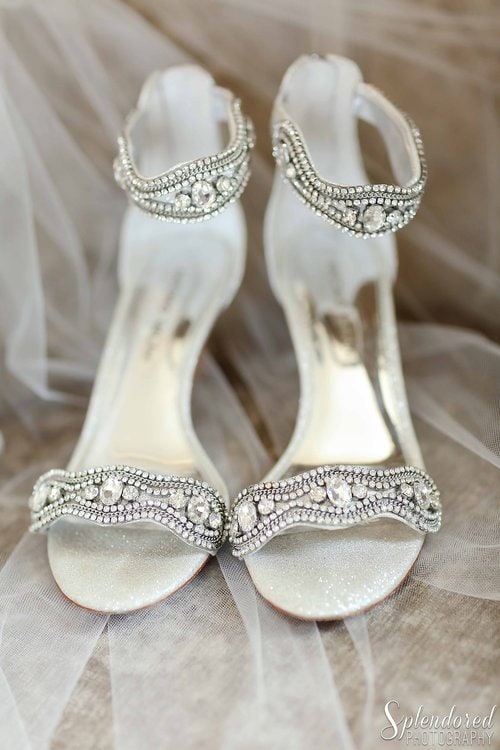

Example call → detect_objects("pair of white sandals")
29 55 441 620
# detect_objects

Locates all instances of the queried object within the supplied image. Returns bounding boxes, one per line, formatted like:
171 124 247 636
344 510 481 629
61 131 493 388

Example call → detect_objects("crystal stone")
400 483 414 498
344 208 357 226
332 200 346 211
187 494 210 524
216 176 233 195
48 486 61 503
326 476 352 507
276 142 290 165
237 501 257 532
192 181 216 209
30 485 49 512
100 476 123 505
309 484 327 503
174 193 191 212
257 498 275 515
363 205 386 232
169 489 187 510
113 158 125 187
414 481 432 509
208 511 223 529
352 483 368 500
122 484 139 501
83 484 99 500
387 209 403 225
285 164 296 179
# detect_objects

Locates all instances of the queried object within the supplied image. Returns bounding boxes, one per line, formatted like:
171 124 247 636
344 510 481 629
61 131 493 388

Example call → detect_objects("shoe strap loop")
114 83 254 223
272 71 426 238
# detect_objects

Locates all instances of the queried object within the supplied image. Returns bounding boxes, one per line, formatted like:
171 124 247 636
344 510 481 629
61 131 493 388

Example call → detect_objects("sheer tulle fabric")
0 1 498 748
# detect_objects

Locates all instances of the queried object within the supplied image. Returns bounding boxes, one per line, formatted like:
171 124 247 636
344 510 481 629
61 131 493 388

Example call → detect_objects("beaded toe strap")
30 466 227 554
229 465 441 558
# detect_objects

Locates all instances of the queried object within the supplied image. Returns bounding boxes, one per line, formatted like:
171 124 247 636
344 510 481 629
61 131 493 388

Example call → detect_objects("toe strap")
229 465 441 558
30 465 227 554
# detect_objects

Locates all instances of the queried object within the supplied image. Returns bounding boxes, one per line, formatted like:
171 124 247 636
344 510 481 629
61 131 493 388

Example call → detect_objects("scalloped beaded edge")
29 465 228 555
229 464 441 558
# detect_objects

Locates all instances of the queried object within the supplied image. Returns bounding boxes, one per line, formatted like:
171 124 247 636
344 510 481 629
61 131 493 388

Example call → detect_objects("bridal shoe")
29 66 254 613
229 54 441 620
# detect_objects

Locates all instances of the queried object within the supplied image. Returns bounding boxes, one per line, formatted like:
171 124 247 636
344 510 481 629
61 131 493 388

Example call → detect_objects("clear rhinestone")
83 484 99 500
414 481 432 509
352 483 368 500
173 193 191 212
100 476 123 506
237 501 257 532
429 492 440 508
169 489 186 510
113 158 125 187
285 165 296 179
363 205 386 232
187 494 210 524
122 484 139 501
344 208 357 226
325 476 352 507
216 176 233 195
30 485 49 512
309 484 327 503
208 511 223 529
192 181 216 209
401 483 414 498
387 209 403 225
276 142 290 165
48 486 61 503
257 498 275 515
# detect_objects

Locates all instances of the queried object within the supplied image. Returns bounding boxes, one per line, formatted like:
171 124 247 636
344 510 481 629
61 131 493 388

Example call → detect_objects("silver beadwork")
114 97 254 223
272 110 426 238
229 464 441 558
29 466 227 554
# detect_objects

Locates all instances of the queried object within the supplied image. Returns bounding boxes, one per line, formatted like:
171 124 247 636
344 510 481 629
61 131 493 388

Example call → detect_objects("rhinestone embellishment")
30 485 49 512
309 484 327 503
216 175 233 195
83 484 99 500
400 483 414 498
325 477 352 507
100 476 123 505
29 466 228 554
114 96 254 223
229 465 441 558
414 481 432 509
187 494 211 524
272 110 426 238
173 193 191 212
363 205 386 232
192 181 216 209
352 483 368 500
169 489 186 509
237 502 257 533
257 498 275 515
122 484 139 501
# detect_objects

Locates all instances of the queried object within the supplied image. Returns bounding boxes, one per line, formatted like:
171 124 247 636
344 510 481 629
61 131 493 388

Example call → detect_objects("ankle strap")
114 80 254 223
272 71 427 238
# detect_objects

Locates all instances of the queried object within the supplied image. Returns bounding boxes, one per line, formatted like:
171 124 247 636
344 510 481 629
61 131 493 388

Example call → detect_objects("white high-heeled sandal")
229 54 441 620
29 65 254 613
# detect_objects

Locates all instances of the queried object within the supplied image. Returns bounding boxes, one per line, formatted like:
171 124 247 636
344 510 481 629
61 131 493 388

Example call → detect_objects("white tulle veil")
0 1 498 748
